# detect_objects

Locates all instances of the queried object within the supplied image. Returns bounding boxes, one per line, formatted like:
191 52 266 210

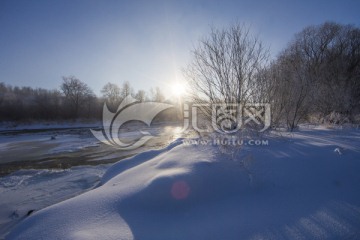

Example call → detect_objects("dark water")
0 124 185 177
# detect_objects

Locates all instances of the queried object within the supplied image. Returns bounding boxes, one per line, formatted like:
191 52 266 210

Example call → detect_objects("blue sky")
1 0 359 95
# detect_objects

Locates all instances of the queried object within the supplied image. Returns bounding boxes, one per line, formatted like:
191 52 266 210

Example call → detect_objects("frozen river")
0 122 187 238
0 123 185 176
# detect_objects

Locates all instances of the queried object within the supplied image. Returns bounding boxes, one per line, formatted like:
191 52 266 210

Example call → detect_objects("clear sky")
1 0 359 96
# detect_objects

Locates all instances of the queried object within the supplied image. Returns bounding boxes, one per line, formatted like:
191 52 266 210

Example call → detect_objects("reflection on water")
0 123 190 176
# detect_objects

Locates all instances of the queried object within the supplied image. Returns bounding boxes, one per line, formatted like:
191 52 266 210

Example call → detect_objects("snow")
0 165 109 239
0 130 101 167
46 134 100 154
5 128 360 239
0 122 182 159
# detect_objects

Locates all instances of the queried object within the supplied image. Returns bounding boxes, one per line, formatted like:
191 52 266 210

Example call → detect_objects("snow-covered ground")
0 122 184 238
0 132 101 163
4 127 360 239
0 165 109 239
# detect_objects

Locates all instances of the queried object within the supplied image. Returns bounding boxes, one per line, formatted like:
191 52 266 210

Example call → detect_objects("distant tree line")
0 76 167 121
185 22 360 131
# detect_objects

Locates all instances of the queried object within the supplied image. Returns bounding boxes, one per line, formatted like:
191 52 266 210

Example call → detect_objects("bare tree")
300 22 360 119
266 22 360 130
120 81 134 99
84 91 98 118
34 89 62 119
278 48 311 131
101 82 121 110
150 87 165 102
0 82 6 106
184 23 269 105
61 76 94 118
135 89 146 102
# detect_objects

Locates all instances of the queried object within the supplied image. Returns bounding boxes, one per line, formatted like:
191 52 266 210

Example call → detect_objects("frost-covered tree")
120 81 134 99
135 90 146 102
61 76 94 118
150 87 165 102
184 23 269 105
101 82 121 110
265 22 360 129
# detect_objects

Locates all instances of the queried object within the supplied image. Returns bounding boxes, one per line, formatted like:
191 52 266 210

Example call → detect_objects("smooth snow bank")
7 129 360 240
0 165 109 239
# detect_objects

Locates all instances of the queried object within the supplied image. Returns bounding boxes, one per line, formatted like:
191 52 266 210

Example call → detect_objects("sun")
171 82 186 97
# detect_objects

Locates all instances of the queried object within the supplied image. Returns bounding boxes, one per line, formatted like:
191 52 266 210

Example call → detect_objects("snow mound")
6 130 360 239
0 165 108 239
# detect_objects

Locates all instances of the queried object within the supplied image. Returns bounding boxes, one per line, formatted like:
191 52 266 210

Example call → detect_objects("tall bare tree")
184 23 269 105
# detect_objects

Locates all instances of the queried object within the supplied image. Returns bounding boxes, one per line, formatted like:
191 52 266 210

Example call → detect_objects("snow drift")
6 129 360 239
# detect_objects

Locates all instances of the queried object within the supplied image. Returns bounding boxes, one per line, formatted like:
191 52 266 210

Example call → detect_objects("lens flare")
171 180 190 200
